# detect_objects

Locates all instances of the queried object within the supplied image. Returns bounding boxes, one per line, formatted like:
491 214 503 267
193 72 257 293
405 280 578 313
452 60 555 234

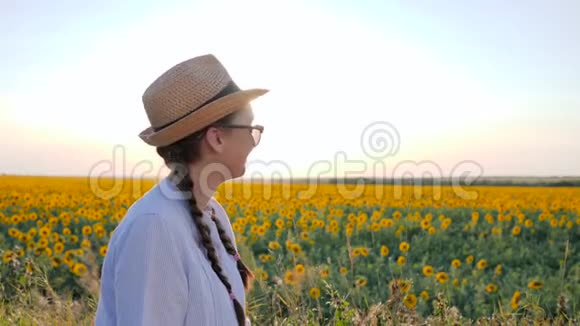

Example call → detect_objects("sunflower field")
1 175 579 324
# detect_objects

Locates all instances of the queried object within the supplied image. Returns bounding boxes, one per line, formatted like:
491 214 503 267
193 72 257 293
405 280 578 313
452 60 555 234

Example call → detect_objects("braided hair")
156 113 254 326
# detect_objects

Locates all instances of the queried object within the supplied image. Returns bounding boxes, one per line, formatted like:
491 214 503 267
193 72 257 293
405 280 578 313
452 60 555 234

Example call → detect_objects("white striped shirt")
95 177 249 325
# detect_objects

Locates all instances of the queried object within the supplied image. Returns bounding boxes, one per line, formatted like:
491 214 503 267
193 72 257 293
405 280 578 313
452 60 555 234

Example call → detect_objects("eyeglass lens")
251 128 261 145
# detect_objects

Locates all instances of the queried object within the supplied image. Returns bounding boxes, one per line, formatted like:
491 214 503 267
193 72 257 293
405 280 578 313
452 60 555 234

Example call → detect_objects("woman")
95 54 269 326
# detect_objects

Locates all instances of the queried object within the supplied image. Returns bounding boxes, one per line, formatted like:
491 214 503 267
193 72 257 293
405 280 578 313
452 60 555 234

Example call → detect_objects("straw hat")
138 54 269 147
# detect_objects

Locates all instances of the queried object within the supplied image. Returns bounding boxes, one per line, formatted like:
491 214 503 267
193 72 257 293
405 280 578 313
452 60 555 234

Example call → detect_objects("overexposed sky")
1 0 579 179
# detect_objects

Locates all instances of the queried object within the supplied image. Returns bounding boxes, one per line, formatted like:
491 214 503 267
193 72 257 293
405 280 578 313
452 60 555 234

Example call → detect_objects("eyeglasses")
214 124 264 146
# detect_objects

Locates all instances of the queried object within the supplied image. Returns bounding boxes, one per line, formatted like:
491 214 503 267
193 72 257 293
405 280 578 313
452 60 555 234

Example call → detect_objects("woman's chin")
229 166 245 180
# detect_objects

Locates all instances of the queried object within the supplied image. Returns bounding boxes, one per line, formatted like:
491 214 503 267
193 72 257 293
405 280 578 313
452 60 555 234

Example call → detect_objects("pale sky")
1 0 579 179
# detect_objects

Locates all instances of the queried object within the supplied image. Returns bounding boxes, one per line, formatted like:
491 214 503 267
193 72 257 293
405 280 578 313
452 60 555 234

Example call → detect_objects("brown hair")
156 112 254 326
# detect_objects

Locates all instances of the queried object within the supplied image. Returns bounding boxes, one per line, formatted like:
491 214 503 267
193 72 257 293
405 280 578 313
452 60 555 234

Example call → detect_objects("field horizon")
2 174 580 187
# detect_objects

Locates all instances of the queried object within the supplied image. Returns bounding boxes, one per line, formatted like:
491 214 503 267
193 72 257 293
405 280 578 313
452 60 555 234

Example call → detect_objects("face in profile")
205 105 263 180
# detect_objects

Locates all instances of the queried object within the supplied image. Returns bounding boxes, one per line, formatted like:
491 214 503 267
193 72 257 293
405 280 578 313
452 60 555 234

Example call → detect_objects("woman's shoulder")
110 181 191 242
126 178 189 216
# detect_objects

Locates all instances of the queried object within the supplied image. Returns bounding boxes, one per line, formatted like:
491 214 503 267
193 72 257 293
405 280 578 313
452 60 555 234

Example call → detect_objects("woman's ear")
204 127 226 153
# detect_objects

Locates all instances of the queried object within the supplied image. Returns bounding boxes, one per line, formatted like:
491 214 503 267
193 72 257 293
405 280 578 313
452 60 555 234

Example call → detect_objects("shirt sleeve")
113 213 189 326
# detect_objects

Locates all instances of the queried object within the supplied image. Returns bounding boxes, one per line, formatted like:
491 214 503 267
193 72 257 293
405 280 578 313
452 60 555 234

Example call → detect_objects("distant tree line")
275 177 580 187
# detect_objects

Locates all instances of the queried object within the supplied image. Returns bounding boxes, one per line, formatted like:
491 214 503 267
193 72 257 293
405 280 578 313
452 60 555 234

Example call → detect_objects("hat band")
152 80 241 132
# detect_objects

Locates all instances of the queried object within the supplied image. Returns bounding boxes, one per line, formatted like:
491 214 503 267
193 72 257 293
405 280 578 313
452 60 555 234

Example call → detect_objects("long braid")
211 212 255 290
173 170 247 326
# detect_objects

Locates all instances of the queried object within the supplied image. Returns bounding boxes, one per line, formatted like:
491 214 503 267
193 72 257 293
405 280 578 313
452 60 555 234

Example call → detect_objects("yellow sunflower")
528 280 543 290
451 259 461 268
403 294 417 309
72 263 88 276
309 287 321 299
436 272 449 283
422 265 434 277
380 245 389 257
511 290 521 310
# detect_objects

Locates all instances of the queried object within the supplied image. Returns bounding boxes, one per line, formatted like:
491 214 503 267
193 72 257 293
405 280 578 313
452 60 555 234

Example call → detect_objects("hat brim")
139 88 269 147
